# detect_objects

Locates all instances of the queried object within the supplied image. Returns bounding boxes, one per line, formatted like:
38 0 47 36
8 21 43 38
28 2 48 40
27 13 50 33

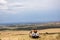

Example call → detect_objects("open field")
0 28 60 40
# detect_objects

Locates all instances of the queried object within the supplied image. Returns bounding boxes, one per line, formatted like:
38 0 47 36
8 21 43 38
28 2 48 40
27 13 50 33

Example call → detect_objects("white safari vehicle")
29 29 40 38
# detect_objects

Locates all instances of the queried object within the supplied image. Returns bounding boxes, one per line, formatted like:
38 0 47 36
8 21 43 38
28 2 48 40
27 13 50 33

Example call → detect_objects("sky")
0 0 60 24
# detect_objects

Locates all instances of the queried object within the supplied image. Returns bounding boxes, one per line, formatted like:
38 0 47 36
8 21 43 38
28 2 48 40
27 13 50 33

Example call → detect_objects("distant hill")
0 22 60 30
38 22 60 26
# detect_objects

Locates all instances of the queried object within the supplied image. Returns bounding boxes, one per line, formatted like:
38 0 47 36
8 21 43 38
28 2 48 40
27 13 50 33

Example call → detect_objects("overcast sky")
0 0 60 23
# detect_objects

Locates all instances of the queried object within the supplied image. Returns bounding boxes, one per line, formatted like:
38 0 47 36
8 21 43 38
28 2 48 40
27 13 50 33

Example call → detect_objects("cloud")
8 2 23 8
0 0 60 23
0 0 7 3
8 0 59 11
0 0 8 9
23 0 48 9
0 0 59 14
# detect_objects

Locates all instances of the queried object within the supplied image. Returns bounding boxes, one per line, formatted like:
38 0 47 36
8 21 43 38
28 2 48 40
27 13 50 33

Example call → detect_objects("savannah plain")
0 28 60 40
0 22 60 40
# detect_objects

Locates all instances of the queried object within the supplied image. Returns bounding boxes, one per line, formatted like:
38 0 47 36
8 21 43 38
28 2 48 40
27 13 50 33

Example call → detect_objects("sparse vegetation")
0 29 60 40
0 22 60 40
0 22 60 31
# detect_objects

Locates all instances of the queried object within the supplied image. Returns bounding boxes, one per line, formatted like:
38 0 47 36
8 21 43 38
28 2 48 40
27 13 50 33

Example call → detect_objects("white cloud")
8 0 59 11
7 2 24 13
48 0 59 9
23 0 48 9
8 2 24 11
0 0 59 14
8 0 48 10
0 0 8 9
23 0 59 10
0 0 7 3
0 0 60 23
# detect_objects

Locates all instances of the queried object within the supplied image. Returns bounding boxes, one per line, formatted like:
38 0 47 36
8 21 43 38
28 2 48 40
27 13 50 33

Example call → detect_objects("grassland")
0 28 60 40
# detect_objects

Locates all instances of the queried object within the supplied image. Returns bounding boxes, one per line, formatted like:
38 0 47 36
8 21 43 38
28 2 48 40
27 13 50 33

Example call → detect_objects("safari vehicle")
29 29 40 38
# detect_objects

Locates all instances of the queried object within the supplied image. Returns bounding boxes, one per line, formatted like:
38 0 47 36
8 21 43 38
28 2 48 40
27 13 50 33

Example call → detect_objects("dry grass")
0 28 60 40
